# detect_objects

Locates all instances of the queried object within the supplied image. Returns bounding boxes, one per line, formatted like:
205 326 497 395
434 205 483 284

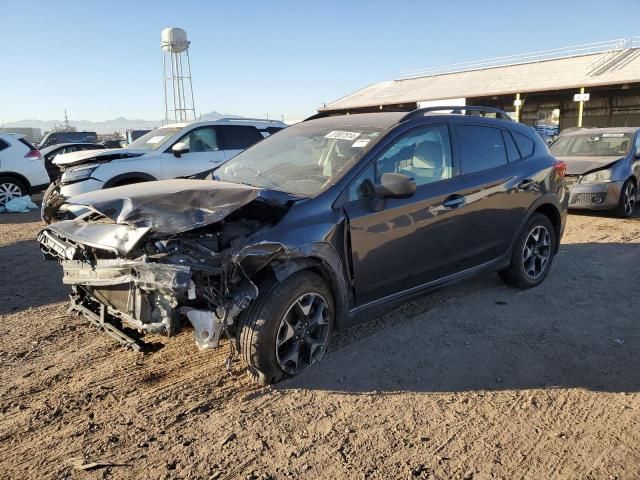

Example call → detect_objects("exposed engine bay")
37 179 296 354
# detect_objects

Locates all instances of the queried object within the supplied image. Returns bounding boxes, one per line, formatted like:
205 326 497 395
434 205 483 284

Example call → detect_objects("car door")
217 125 264 160
450 122 534 269
161 126 226 178
343 124 473 306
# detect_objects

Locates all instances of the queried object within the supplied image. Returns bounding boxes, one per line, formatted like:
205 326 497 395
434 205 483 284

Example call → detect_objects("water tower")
161 27 196 124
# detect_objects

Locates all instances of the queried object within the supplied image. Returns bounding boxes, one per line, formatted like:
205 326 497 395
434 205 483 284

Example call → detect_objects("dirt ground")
1 201 639 480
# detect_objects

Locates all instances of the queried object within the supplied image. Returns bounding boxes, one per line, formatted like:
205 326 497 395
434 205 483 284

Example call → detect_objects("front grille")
572 192 606 206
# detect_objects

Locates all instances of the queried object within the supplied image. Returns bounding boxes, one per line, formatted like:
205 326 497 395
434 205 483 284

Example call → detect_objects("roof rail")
304 108 410 122
303 111 336 122
400 106 513 123
217 117 284 124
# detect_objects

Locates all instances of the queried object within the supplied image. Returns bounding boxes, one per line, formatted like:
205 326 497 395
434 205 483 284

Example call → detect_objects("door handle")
517 179 535 191
443 194 466 209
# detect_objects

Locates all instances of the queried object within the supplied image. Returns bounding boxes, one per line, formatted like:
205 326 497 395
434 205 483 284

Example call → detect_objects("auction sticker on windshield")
351 139 370 148
146 135 166 144
325 131 361 141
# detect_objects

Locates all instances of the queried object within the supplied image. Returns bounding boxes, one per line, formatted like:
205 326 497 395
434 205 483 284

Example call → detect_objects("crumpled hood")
53 147 148 167
561 156 623 175
65 179 264 237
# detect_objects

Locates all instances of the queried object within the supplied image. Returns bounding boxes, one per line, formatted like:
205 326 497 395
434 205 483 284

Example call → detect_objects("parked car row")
40 117 286 218
38 106 570 385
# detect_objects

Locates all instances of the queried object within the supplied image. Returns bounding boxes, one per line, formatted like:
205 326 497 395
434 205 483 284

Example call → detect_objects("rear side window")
503 131 521 162
0 139 9 152
456 125 507 174
219 126 263 150
512 132 535 157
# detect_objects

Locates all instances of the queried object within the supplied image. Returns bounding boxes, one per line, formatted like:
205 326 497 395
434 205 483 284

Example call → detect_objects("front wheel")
499 213 556 289
614 179 636 218
238 271 334 385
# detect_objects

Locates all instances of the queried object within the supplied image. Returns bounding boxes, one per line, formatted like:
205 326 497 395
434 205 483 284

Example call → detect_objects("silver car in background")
549 127 640 217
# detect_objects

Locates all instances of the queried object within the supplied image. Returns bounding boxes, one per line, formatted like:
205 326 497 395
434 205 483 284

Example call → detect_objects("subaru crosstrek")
38 107 568 385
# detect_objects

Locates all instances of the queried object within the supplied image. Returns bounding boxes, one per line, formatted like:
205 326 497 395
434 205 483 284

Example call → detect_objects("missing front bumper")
68 289 145 351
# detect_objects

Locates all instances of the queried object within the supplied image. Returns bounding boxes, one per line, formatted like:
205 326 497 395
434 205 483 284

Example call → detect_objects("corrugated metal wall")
470 85 640 130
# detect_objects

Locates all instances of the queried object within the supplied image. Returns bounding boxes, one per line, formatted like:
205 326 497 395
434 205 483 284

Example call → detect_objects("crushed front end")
37 179 291 352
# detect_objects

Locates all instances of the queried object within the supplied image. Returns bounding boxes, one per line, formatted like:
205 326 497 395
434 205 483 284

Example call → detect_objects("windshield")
127 127 182 150
216 123 384 196
550 132 632 157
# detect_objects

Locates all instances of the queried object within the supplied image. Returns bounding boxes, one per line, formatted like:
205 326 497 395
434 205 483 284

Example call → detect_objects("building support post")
514 93 521 122
577 87 585 128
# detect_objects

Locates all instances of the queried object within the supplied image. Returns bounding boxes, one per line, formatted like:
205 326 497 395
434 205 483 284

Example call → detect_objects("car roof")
0 132 25 140
161 118 288 130
562 127 639 136
302 110 529 132
302 112 408 129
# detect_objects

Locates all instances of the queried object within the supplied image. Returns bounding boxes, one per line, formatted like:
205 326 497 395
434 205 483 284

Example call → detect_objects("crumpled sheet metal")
64 179 262 237
47 221 152 256
60 258 191 293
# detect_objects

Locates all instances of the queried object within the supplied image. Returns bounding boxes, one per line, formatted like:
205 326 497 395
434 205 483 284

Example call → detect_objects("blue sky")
2 0 639 123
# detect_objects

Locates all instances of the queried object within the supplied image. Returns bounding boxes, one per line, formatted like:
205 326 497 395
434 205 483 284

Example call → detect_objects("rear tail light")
553 160 566 178
25 149 42 160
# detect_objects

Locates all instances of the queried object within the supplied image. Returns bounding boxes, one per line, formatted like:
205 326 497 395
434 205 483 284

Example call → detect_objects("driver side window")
181 127 219 153
347 125 453 202
376 125 453 185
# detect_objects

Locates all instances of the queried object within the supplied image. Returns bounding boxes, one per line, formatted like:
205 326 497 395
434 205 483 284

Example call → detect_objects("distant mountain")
1 110 238 134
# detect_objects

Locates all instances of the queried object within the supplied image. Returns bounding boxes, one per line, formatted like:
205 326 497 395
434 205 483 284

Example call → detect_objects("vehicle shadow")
279 241 640 394
0 239 69 314
0 208 43 225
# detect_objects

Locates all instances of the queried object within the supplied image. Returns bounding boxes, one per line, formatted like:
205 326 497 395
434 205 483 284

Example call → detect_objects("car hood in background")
560 156 623 175
53 147 148 167
62 179 288 238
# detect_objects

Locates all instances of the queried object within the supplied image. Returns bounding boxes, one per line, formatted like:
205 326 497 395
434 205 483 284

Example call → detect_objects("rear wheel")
238 271 334 385
614 179 636 218
499 213 556 289
0 177 26 206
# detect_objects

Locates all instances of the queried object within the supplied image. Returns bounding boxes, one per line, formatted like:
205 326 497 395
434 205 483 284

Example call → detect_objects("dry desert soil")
1 204 639 479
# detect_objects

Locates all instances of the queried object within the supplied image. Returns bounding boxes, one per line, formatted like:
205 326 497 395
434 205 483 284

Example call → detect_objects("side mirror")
374 173 416 199
172 142 189 157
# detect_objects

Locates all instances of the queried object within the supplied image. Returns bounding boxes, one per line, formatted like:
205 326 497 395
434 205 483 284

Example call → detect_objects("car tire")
498 213 556 290
238 271 334 386
614 179 636 218
0 177 27 206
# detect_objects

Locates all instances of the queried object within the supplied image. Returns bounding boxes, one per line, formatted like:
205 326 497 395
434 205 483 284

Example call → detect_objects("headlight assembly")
61 165 98 184
581 169 612 184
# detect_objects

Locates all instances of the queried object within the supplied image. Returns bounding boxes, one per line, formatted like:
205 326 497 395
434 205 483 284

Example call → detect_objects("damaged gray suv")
38 107 568 385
